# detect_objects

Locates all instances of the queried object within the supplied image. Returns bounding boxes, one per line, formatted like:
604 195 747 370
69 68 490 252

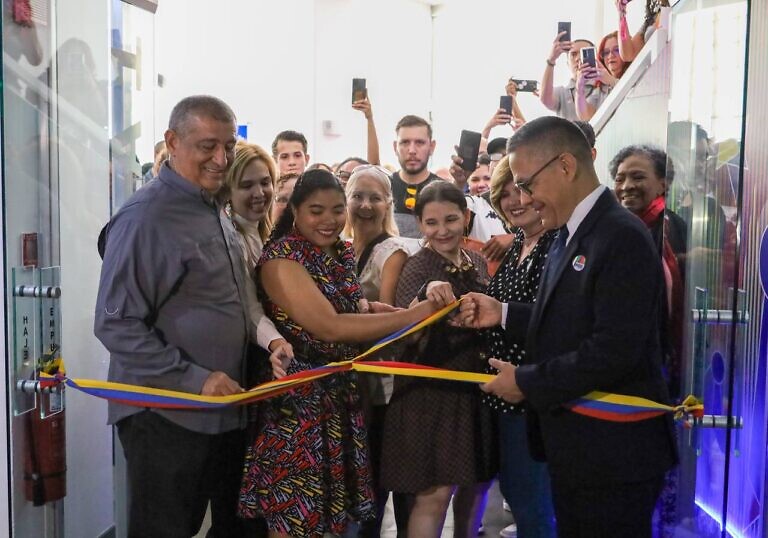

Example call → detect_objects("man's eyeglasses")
514 154 561 196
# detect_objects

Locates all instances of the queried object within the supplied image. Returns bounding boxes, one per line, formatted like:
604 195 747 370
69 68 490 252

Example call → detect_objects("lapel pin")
572 255 586 272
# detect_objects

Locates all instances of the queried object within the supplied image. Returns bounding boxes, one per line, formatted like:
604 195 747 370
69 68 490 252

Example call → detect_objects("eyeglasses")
337 164 389 185
601 46 620 59
514 154 561 196
350 164 391 175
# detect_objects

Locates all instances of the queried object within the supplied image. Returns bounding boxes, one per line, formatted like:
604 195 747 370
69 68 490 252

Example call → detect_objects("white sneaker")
502 500 511 512
499 523 517 538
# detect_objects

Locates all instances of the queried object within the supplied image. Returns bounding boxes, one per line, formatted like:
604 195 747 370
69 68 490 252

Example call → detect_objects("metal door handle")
691 309 749 324
691 415 743 429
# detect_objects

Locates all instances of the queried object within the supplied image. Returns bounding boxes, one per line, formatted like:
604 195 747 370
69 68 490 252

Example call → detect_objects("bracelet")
546 59 556 67
416 282 430 302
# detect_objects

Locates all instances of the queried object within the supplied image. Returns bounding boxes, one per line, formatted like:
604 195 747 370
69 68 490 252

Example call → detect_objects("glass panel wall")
666 0 752 536
1 0 135 534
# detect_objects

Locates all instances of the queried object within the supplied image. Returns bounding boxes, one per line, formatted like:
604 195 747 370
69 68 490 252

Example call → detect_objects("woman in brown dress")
380 181 497 537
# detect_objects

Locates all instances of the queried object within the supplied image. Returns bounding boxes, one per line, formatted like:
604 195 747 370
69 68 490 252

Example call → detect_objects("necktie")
543 226 569 292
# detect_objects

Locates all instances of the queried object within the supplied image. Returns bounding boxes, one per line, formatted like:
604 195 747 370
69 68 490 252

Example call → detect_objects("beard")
399 156 428 175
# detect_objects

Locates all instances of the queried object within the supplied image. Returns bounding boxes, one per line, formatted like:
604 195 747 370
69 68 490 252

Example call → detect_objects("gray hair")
344 164 399 237
168 95 236 136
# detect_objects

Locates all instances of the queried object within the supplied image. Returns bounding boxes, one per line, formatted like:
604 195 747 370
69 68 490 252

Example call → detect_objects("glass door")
666 0 755 536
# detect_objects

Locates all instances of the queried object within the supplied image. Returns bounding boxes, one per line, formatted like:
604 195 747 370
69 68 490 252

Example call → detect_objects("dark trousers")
497 413 556 538
358 403 412 538
551 476 664 538
117 410 247 538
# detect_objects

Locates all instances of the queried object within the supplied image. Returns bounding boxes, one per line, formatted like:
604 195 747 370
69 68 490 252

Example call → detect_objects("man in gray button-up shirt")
95 95 250 538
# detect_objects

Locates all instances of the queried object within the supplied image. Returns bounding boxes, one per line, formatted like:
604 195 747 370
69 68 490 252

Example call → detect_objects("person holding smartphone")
539 31 608 122
351 89 381 167
574 45 613 121
615 0 671 62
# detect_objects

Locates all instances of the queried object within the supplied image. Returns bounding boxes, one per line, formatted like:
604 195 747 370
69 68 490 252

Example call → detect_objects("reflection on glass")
666 0 753 537
110 0 156 211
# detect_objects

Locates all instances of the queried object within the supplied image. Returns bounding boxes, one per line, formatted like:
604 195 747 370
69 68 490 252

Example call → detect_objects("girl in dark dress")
381 181 497 538
238 170 450 538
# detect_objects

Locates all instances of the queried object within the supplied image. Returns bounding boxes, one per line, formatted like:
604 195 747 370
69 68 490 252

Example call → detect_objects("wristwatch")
546 59 556 67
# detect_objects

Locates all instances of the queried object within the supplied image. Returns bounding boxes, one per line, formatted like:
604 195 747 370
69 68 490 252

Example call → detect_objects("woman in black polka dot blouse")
485 157 557 538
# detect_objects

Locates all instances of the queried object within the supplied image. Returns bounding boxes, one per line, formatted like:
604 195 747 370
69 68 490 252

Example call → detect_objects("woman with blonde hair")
345 164 407 304
345 164 411 536
220 141 293 365
483 157 557 538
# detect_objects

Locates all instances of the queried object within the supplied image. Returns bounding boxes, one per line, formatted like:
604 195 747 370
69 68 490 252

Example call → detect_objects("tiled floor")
195 482 515 537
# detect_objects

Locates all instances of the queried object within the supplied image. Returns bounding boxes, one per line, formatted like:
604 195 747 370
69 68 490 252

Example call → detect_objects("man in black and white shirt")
390 114 440 240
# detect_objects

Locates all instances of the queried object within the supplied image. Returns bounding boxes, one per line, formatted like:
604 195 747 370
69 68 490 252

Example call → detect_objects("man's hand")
482 234 515 262
352 97 373 120
484 108 513 134
449 148 469 190
481 358 525 403
457 292 503 329
549 32 571 64
201 371 243 396
268 338 294 379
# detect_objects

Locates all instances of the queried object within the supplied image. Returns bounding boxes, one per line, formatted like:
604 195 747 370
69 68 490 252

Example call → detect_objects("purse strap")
357 233 391 275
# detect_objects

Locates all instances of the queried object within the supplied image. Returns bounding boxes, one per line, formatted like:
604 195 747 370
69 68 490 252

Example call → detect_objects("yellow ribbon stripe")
40 298 704 423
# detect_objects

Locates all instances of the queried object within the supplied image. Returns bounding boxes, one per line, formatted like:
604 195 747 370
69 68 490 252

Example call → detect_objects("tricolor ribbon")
40 300 704 423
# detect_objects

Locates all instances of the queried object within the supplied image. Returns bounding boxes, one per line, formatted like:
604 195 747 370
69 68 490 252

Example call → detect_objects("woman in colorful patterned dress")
238 169 451 538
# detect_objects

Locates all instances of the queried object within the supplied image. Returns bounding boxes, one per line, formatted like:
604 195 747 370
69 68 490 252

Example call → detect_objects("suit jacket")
511 189 678 487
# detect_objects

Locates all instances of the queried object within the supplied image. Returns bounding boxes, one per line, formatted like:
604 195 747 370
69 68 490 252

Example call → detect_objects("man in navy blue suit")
460 116 677 537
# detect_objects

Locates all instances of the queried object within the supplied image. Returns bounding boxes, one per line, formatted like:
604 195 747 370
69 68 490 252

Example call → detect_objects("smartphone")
352 78 367 103
458 130 482 172
558 21 571 42
499 95 513 115
510 79 539 93
581 47 597 68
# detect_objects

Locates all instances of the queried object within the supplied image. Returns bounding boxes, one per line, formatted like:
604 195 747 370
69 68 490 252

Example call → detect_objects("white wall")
153 0 433 167
153 0 644 171
154 0 318 158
